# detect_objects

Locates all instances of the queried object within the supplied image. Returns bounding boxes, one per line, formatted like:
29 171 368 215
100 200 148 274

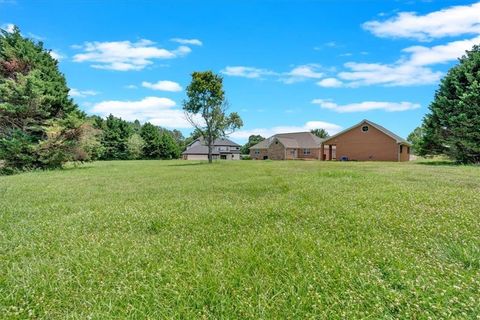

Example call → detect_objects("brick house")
249 120 411 162
322 119 411 161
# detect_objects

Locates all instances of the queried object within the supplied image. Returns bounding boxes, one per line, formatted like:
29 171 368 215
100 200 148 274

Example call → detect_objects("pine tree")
0 26 95 173
419 45 480 163
100 115 132 160
140 122 162 159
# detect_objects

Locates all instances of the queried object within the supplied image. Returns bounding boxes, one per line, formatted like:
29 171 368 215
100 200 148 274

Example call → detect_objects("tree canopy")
183 71 243 163
310 128 330 139
241 135 265 154
0 26 96 173
418 45 480 164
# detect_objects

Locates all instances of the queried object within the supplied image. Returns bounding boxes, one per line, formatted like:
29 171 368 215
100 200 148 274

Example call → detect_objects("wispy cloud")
220 66 277 78
90 96 193 128
312 99 421 113
222 64 326 84
1 23 15 33
170 38 203 46
363 2 480 41
69 88 99 98
72 39 194 71
280 64 324 84
142 80 182 92
317 78 343 88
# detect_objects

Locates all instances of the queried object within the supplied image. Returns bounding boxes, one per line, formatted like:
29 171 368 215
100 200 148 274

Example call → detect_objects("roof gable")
323 119 411 145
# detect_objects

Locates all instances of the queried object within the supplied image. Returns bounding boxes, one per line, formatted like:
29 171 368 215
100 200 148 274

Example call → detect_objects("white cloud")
142 80 182 92
90 96 193 128
49 50 64 61
337 61 442 87
312 99 420 113
280 64 324 84
363 2 480 41
220 66 276 78
170 38 203 46
403 35 480 66
72 39 193 71
69 88 99 98
125 84 138 89
230 121 342 140
317 78 343 88
1 23 15 33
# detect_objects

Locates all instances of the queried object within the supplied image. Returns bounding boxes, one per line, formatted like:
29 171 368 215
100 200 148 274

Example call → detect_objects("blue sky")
2 0 479 142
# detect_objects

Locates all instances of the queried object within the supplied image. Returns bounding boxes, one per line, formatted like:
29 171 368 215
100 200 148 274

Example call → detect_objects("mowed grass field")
1 160 479 319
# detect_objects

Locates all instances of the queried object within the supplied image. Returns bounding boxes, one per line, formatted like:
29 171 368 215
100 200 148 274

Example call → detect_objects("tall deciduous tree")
419 45 480 163
159 132 180 159
407 126 424 155
183 71 243 163
0 26 95 173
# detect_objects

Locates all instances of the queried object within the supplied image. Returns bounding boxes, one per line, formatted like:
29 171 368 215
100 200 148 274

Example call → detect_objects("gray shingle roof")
192 137 241 147
182 136 241 155
182 145 220 155
250 132 324 150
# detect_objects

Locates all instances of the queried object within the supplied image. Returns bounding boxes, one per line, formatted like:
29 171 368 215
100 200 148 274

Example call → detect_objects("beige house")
182 137 241 160
249 120 410 162
249 132 333 160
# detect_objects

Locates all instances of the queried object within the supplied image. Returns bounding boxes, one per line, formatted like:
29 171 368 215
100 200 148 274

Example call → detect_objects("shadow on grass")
167 162 210 167
414 160 459 166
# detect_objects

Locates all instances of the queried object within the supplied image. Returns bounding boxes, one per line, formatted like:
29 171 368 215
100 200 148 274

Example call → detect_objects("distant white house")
182 137 241 160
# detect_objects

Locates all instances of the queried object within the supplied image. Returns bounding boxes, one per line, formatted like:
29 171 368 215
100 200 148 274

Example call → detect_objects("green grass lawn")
1 160 479 319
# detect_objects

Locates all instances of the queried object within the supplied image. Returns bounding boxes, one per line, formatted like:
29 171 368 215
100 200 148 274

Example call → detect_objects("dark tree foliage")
310 128 330 139
140 122 162 159
159 132 180 159
0 26 95 173
241 135 265 154
99 114 132 160
418 45 480 163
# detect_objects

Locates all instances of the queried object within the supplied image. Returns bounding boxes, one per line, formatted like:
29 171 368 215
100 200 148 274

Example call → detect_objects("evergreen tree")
140 122 162 159
100 114 132 160
419 45 480 163
0 26 94 173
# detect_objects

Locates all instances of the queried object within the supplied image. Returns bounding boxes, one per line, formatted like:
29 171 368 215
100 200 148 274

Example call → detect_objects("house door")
220 155 227 160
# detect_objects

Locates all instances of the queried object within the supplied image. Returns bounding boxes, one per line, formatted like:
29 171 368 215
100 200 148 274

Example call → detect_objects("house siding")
250 149 269 160
325 123 400 161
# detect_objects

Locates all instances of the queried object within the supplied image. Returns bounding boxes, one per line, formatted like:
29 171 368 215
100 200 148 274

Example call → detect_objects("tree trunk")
208 140 213 163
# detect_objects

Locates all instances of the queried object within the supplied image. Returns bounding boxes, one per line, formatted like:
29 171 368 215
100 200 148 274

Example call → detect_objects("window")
361 125 369 132
407 147 410 154
290 149 296 154
400 145 403 153
303 148 311 155
254 149 260 155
